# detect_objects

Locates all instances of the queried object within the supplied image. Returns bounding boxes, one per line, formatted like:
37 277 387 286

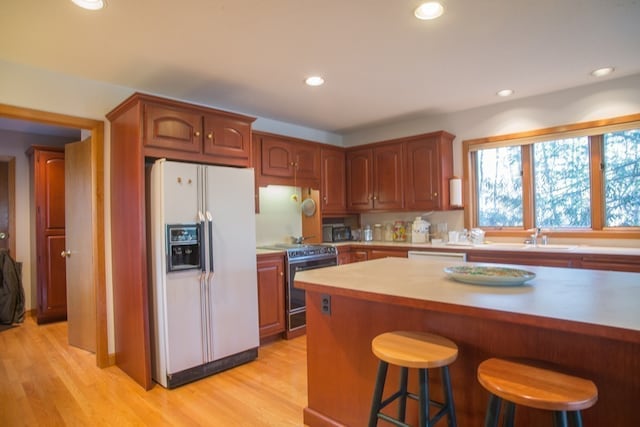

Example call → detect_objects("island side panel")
303 291 640 427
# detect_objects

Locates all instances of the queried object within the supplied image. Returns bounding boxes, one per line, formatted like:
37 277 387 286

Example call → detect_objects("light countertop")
295 257 640 337
332 240 640 256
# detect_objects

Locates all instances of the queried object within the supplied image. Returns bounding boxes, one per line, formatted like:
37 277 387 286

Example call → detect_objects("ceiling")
1 0 640 134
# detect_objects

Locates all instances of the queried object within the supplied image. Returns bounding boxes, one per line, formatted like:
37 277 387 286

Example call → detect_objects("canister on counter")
373 224 383 241
363 225 373 241
392 220 406 242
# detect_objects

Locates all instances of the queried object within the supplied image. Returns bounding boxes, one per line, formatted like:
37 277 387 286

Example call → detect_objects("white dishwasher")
407 251 467 262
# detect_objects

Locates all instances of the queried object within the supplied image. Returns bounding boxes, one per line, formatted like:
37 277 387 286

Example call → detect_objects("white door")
65 138 96 352
204 165 259 361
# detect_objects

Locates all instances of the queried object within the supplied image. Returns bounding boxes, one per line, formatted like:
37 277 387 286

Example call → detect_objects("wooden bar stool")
477 358 598 427
368 331 458 427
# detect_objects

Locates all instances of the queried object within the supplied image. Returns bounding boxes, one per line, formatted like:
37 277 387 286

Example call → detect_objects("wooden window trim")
463 113 640 239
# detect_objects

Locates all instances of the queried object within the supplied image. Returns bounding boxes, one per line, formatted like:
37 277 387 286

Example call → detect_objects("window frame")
463 113 640 239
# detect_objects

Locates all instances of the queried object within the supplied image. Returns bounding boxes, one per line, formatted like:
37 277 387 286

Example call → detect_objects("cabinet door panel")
373 144 403 210
43 235 67 314
346 149 373 210
257 256 285 339
261 137 294 177
294 145 321 180
203 115 251 162
405 139 440 210
144 103 202 152
321 148 347 214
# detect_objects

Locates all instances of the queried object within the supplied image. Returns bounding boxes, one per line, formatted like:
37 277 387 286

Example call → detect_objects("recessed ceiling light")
71 0 105 10
414 2 444 20
590 67 615 77
305 76 325 87
497 89 514 97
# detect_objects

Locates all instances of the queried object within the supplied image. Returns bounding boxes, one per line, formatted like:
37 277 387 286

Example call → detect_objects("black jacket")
0 250 25 324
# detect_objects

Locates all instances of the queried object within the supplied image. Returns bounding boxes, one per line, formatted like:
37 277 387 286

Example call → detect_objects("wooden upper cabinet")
320 146 347 215
346 148 373 210
346 143 403 211
256 132 321 187
404 131 455 211
203 114 251 161
137 94 255 167
144 103 202 153
372 143 404 210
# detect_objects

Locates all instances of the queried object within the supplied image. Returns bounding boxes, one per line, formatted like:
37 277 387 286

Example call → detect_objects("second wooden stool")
368 331 458 427
477 358 598 427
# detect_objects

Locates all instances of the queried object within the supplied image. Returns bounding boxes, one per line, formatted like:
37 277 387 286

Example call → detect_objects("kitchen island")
295 257 640 426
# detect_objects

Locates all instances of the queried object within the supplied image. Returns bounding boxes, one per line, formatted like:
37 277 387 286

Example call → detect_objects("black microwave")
322 225 352 242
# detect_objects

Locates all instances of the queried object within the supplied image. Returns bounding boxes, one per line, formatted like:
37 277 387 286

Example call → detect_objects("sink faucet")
526 227 542 246
291 235 314 244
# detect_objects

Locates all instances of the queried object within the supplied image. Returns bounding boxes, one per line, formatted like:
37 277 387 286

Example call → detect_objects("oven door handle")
292 261 336 273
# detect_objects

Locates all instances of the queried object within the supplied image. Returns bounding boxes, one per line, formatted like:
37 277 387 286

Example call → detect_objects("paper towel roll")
449 177 462 207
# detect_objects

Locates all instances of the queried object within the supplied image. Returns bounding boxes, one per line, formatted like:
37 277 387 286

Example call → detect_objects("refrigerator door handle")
206 211 215 275
198 216 206 273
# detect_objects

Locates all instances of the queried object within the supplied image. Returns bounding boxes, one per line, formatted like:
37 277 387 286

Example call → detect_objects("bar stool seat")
477 358 598 427
369 331 458 427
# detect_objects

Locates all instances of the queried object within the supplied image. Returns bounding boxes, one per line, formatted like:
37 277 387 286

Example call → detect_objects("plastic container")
411 216 430 243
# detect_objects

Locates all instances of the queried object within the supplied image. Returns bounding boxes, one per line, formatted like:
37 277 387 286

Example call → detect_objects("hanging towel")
0 250 25 324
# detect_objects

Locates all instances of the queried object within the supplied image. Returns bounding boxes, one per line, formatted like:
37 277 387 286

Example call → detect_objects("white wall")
0 130 75 310
255 186 303 246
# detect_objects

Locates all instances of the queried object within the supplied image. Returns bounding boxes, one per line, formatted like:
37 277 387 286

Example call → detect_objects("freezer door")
164 270 206 374
149 160 207 385
203 165 259 361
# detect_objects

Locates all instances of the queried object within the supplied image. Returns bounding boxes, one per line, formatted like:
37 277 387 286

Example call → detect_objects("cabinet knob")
207 132 214 141
280 272 284 276
372 195 377 200
434 192 438 197
194 131 201 137
60 250 71 258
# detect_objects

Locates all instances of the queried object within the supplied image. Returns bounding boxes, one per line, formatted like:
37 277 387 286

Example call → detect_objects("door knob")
61 250 71 258
0 232 6 240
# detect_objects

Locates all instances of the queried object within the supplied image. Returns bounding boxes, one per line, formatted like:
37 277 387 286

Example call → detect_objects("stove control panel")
287 245 337 259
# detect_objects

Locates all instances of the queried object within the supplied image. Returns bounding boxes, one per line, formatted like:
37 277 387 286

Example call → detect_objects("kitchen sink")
474 243 578 251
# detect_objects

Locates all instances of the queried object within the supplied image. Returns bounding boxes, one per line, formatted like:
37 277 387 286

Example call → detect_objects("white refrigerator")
148 159 259 388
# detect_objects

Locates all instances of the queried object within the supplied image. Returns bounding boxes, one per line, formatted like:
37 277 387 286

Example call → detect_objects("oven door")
287 256 337 331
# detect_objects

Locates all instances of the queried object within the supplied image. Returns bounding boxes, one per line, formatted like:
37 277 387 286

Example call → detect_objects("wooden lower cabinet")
466 251 575 268
578 254 640 272
256 254 286 341
367 249 408 260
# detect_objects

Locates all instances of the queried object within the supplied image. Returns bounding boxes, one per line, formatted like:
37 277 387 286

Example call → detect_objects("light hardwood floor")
0 315 308 426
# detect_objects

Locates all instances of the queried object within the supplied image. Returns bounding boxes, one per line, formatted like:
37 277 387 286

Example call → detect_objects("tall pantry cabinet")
28 146 67 324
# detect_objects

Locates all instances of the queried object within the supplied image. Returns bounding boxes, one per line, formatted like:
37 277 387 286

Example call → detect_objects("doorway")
0 103 108 368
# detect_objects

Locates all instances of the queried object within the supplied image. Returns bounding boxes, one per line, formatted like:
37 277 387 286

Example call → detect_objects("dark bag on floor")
0 250 25 324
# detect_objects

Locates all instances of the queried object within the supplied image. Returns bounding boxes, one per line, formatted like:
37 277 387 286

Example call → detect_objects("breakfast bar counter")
295 258 640 426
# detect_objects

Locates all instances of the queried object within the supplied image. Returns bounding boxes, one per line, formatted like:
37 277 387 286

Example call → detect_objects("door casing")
0 103 108 368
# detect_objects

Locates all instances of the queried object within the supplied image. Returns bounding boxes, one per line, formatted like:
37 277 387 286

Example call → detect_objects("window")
464 114 640 237
604 129 640 227
533 137 591 228
476 146 522 227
